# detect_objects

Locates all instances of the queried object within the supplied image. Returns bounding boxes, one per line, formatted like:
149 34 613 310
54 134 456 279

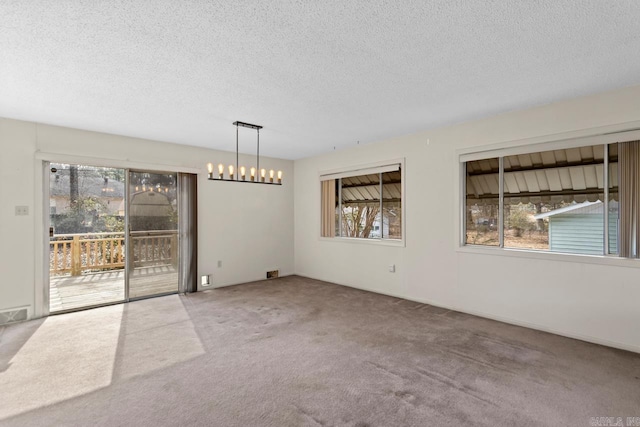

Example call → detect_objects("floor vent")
0 308 28 325
266 270 279 279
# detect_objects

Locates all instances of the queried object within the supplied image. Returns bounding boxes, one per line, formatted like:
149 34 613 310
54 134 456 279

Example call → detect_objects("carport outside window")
464 143 620 256
320 164 402 240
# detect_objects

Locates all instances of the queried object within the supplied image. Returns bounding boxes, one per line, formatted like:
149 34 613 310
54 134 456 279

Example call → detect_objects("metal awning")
340 171 401 204
466 146 619 204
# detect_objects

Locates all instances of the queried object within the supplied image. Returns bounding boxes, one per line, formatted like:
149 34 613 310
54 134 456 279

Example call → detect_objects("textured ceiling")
1 1 640 160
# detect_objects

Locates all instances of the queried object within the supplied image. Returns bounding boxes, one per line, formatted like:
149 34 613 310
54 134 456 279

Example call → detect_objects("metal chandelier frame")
207 121 282 185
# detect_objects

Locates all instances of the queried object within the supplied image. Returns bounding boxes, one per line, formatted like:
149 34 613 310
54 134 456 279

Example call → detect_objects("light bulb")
207 163 214 179
229 165 235 180
250 167 256 182
260 169 266 182
240 166 246 180
269 169 274 183
277 170 282 184
218 163 224 179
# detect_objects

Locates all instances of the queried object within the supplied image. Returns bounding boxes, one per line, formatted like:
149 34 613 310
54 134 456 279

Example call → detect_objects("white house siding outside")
536 201 618 255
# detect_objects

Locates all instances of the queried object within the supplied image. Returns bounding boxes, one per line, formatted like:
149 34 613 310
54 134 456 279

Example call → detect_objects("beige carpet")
1 276 639 426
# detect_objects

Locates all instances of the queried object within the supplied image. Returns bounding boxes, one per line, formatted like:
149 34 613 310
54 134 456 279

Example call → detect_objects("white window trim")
35 151 201 174
457 121 640 162
320 164 400 181
318 158 405 178
456 122 640 267
319 236 405 247
318 158 406 247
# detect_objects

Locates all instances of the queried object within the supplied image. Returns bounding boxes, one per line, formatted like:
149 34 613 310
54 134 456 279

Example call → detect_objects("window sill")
319 236 405 248
457 244 640 268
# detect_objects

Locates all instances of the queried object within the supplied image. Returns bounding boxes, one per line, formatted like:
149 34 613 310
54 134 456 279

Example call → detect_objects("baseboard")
294 273 640 354
295 273 456 310
202 273 295 291
455 307 640 354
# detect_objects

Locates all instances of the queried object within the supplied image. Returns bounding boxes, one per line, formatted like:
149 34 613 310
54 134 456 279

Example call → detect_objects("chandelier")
207 121 282 185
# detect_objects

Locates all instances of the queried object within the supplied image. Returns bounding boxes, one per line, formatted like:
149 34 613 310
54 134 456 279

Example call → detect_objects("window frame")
319 158 406 247
458 127 640 262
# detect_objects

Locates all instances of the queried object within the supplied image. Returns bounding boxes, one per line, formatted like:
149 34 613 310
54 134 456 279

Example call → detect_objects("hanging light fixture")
207 121 282 185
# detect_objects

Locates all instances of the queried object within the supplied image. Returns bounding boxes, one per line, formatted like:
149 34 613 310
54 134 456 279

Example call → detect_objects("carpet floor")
1 276 639 426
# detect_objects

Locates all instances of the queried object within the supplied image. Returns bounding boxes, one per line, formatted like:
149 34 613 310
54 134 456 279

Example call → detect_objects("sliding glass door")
48 163 126 312
128 170 179 299
47 164 191 313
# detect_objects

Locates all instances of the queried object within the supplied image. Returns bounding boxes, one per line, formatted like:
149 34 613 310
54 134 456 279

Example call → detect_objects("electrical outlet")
15 206 29 216
388 264 395 273
201 274 211 287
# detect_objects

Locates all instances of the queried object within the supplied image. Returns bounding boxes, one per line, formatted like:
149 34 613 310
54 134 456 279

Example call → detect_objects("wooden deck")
50 266 178 312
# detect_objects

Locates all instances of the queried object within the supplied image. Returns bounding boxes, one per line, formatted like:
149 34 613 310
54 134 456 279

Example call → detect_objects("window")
321 163 402 240
463 139 640 258
465 157 499 246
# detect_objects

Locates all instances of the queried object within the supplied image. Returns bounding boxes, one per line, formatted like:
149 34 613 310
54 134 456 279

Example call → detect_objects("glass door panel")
48 163 126 312
128 171 179 298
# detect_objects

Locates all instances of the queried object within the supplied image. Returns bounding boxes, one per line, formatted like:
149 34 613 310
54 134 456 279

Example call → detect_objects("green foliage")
508 208 535 237
102 215 125 232
98 168 125 183
52 196 124 234
167 205 178 227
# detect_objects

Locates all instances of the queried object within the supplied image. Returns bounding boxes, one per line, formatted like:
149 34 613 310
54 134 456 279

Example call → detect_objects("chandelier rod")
236 123 239 182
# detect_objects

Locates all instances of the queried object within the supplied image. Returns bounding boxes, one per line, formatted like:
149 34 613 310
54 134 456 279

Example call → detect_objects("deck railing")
130 230 178 269
50 230 178 276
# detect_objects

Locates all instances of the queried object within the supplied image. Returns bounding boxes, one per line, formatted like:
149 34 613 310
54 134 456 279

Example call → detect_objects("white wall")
3 85 640 352
0 118 294 318
0 120 37 314
294 85 640 353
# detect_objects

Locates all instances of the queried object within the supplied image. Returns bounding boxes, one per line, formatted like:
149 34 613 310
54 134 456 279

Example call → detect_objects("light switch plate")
15 206 29 216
